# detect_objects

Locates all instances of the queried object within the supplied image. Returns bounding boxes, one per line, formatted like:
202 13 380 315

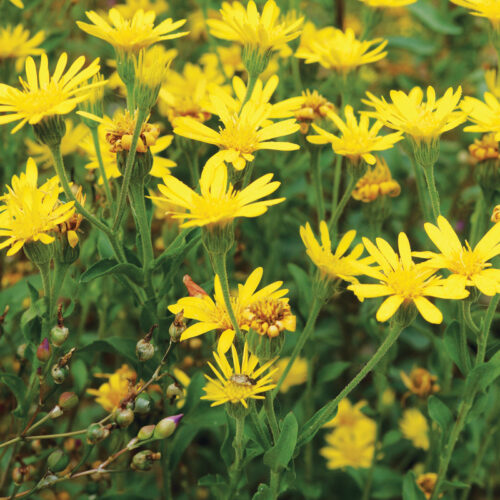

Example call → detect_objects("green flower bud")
47 449 69 473
136 338 155 362
166 383 183 399
114 408 134 428
58 392 79 410
50 325 69 347
131 450 161 471
153 414 183 439
49 405 63 419
86 423 110 445
137 424 155 440
134 393 153 414
51 363 69 384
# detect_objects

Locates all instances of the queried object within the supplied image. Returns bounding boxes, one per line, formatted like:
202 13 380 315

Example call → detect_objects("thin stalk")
411 157 432 222
297 320 404 449
270 470 280 499
242 161 255 189
226 415 245 500
49 261 69 323
310 147 325 221
264 393 279 443
90 127 115 216
239 72 258 113
459 301 472 374
331 155 342 215
328 171 357 239
249 406 271 449
421 163 440 221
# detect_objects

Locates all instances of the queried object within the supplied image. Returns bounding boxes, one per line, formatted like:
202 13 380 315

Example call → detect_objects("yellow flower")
201 342 277 408
200 45 246 80
168 267 289 351
307 105 403 165
415 215 500 296
77 8 188 54
82 122 176 184
207 0 303 54
172 368 191 409
360 0 417 6
469 133 499 162
87 364 139 412
0 53 104 134
399 408 429 450
295 25 387 74
364 86 465 144
416 473 439 499
174 98 300 171
492 205 500 223
0 25 44 62
352 156 401 202
25 120 88 169
463 92 500 140
0 158 75 256
320 418 376 469
294 89 335 134
300 221 369 284
450 0 500 28
271 357 307 393
8 0 23 8
323 399 370 429
485 68 500 98
54 186 86 248
114 0 169 18
348 232 469 324
401 367 440 398
151 161 284 229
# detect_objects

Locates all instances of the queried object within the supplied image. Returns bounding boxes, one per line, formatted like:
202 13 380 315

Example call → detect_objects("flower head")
294 89 335 134
9 0 23 8
399 408 429 450
323 399 370 429
300 221 369 284
0 53 104 134
469 133 499 161
0 158 75 256
401 367 440 398
114 0 169 18
0 25 44 62
463 92 500 140
416 473 439 500
295 25 387 73
492 205 500 223
348 233 469 324
271 357 307 393
360 0 417 6
151 160 284 229
201 342 277 408
364 86 465 144
416 215 500 296
352 156 401 202
450 0 500 28
307 106 403 165
207 0 303 54
77 8 187 54
54 187 86 248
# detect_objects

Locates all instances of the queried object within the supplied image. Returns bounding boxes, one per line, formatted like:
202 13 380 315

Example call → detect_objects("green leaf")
317 361 350 384
252 484 272 500
263 412 298 472
80 259 143 284
287 263 312 316
154 229 199 268
428 395 453 433
402 471 427 500
386 36 438 56
77 337 138 365
1 373 29 418
408 1 462 35
465 351 500 393
198 474 227 487
443 321 469 375
220 411 236 467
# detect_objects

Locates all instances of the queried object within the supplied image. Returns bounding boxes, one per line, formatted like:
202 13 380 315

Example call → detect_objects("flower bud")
131 450 161 471
17 343 28 360
169 310 186 342
86 423 109 445
59 392 79 410
12 465 32 485
114 408 134 428
134 392 153 414
37 338 51 363
49 405 63 419
136 338 155 362
50 325 69 347
47 449 69 473
153 414 183 439
137 425 155 440
166 383 183 400
51 363 69 384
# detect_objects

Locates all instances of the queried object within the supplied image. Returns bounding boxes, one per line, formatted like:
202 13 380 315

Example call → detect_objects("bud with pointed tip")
37 338 51 363
183 275 208 297
59 392 79 410
153 414 183 439
137 425 155 440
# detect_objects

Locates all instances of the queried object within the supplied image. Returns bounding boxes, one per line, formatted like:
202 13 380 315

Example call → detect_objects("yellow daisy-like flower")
114 0 169 18
8 0 23 8
307 106 403 165
364 86 465 144
352 156 401 203
271 357 307 393
25 120 88 169
401 367 440 399
0 53 104 134
348 233 469 324
415 215 500 296
300 221 369 284
295 25 387 74
200 45 246 80
323 399 370 429
399 408 429 450
82 122 176 184
207 0 303 54
77 8 188 54
151 160 284 229
320 418 376 470
360 0 416 7
0 25 44 62
0 158 75 256
202 342 277 408
450 0 500 28
168 267 289 347
463 92 500 140
87 364 138 412
174 98 300 171
469 133 499 162
416 473 438 500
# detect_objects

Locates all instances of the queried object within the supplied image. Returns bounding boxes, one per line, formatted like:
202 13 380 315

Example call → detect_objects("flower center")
385 265 433 299
242 298 295 337
18 83 68 115
218 116 260 154
227 374 257 401
448 246 488 277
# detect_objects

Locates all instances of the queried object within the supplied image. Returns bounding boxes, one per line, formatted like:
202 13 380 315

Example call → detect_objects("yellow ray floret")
348 233 469 324
0 25 45 61
0 53 104 134
359 0 416 7
307 105 403 165
201 342 277 408
0 158 75 256
462 92 500 140
450 0 500 27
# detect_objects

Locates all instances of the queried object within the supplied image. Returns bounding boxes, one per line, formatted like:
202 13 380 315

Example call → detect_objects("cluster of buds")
51 348 75 384
401 367 440 402
352 157 401 203
136 324 157 362
295 89 335 134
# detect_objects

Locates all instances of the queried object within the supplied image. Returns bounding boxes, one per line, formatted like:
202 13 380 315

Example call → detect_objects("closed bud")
49 405 63 419
47 449 69 473
59 392 79 410
114 408 134 428
131 450 161 471
136 338 155 362
37 338 51 363
86 423 109 444
12 466 31 485
50 325 69 347
169 310 186 342
166 383 183 399
134 392 153 414
51 363 69 384
153 414 183 439
137 424 155 440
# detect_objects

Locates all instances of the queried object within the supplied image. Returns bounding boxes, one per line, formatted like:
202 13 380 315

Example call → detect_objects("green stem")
310 147 325 221
264 393 279 443
411 157 432 222
227 415 245 500
470 190 491 247
242 161 255 189
421 163 440 221
459 301 472 374
112 108 147 230
239 72 258 113
297 320 404 449
328 171 357 239
270 470 280 499
90 127 115 216
49 261 69 322
331 155 342 216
